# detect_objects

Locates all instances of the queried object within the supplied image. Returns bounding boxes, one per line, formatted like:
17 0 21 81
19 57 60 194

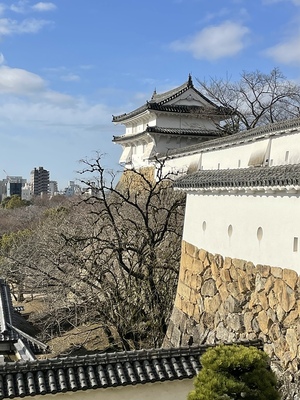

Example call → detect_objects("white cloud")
60 73 80 82
32 2 57 12
265 33 300 64
0 4 6 15
0 17 51 36
170 20 250 60
0 66 46 94
10 0 28 13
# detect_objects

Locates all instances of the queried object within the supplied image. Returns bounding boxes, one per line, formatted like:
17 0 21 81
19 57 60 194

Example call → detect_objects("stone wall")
164 241 300 399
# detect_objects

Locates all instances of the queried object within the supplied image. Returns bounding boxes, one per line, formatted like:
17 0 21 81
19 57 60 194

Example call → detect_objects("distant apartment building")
31 167 49 196
6 176 26 197
64 181 81 197
49 181 58 197
0 176 27 201
21 182 32 201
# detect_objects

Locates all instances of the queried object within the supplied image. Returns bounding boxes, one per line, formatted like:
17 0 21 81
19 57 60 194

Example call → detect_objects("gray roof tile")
0 340 262 398
163 117 300 159
112 76 232 122
174 164 300 190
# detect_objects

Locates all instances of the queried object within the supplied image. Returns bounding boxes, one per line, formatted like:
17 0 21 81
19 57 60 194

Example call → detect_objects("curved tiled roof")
162 117 300 159
112 76 232 123
173 164 300 191
0 340 262 398
113 126 224 143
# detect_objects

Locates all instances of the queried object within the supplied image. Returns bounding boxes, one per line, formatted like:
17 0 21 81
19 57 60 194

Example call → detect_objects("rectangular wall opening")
293 237 298 252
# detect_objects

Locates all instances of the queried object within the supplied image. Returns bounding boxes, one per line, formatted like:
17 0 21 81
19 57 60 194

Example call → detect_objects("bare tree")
0 157 185 351
197 67 300 133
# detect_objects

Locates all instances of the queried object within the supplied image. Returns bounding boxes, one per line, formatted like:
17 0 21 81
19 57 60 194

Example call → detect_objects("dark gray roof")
112 76 232 123
0 339 262 398
0 280 47 357
113 126 224 143
174 164 300 190
162 117 300 159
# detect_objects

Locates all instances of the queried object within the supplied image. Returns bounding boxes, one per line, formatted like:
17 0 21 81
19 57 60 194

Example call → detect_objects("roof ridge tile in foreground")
173 164 300 190
0 340 262 398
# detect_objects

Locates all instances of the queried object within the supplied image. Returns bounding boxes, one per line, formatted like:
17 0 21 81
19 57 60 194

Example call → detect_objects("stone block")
189 288 199 305
180 282 193 300
174 294 182 309
193 258 204 275
201 311 215 328
227 282 240 299
183 269 192 287
170 325 183 347
245 261 255 276
226 313 244 332
224 257 232 270
182 253 194 271
271 266 283 279
185 242 197 257
282 286 296 313
220 269 231 282
192 303 201 323
214 254 224 268
203 267 212 280
204 294 221 314
201 278 217 297
190 272 201 290
223 295 240 313
229 265 238 281
264 275 274 294
218 283 229 301
198 248 207 262
283 268 299 290
257 310 272 334
237 275 248 293
282 309 299 328
256 264 270 277
255 274 267 292
180 298 190 316
232 258 246 270
286 328 298 359
244 311 254 333
269 322 281 341
276 304 286 322
210 259 220 280
257 291 269 311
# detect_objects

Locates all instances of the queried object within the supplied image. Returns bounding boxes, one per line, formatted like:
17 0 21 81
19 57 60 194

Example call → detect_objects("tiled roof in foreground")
0 340 262 398
174 164 300 191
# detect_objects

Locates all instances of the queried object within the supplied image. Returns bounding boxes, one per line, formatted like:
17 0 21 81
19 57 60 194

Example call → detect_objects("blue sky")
0 0 300 189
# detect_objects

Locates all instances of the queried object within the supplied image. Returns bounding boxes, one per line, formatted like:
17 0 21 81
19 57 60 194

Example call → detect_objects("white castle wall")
183 192 300 273
162 130 300 175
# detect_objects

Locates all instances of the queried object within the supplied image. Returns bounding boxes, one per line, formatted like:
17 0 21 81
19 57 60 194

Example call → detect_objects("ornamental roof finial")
188 73 193 87
151 88 157 100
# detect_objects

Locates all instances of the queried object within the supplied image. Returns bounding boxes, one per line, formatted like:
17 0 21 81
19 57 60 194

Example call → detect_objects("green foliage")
1 195 31 209
188 345 280 400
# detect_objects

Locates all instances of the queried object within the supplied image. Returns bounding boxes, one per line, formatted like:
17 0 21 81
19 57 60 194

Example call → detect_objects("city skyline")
0 0 300 188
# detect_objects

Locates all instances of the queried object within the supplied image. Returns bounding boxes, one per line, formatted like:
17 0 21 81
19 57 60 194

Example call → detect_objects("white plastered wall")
183 192 300 273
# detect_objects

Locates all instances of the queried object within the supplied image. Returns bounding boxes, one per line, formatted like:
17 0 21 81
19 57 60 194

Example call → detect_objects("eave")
174 164 300 196
112 126 224 144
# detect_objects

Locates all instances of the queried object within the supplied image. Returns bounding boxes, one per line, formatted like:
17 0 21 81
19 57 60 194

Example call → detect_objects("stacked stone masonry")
164 241 300 399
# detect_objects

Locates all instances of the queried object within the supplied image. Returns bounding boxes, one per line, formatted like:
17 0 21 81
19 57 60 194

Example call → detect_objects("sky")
0 0 300 190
